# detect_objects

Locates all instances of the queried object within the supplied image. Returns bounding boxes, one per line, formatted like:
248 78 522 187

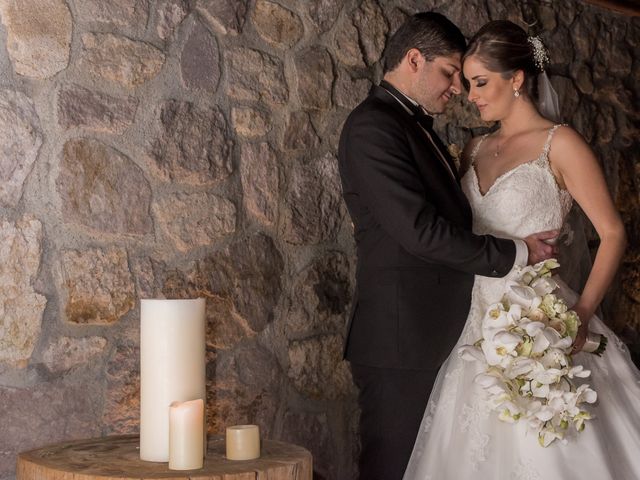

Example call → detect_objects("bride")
403 21 640 480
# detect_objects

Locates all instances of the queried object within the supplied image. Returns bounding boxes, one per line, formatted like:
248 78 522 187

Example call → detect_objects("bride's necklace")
493 131 519 158
493 134 512 157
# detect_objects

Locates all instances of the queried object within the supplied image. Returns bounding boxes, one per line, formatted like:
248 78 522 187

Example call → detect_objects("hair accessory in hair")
527 36 549 71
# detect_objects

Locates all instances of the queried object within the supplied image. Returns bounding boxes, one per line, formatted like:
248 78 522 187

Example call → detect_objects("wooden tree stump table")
17 435 312 480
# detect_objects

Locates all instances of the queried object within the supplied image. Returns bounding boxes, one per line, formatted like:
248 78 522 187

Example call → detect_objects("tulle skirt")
403 276 640 480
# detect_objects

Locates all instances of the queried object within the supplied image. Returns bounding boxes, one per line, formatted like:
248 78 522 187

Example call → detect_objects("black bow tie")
411 106 434 130
380 80 434 130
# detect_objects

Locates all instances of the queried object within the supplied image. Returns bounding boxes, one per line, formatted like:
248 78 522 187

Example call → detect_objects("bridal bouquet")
459 259 607 447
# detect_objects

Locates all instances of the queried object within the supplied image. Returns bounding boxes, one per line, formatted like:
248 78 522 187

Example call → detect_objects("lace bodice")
461 124 572 239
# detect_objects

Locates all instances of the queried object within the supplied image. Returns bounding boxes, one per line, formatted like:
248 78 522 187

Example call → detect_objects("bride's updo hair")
463 20 543 101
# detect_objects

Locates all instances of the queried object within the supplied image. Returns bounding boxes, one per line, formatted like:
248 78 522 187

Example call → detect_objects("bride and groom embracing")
338 12 640 480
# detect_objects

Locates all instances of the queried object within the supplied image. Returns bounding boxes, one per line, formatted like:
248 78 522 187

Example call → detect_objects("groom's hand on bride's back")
523 230 559 265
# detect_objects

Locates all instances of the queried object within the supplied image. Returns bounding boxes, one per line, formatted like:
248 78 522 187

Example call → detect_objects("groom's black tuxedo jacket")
338 82 517 370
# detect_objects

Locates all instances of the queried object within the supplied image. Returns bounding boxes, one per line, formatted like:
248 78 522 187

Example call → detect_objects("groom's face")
414 52 462 114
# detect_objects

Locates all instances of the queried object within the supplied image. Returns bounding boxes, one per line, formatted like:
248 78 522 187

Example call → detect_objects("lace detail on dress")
438 365 462 414
459 401 491 433
468 428 490 471
469 133 489 164
421 399 438 434
510 459 542 480
541 124 564 157
461 124 573 239
459 283 486 344
613 335 630 354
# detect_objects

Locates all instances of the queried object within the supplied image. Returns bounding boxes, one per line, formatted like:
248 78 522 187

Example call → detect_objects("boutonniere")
448 143 462 167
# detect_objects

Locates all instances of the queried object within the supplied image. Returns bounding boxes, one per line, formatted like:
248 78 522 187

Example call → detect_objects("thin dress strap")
469 133 490 165
541 124 566 158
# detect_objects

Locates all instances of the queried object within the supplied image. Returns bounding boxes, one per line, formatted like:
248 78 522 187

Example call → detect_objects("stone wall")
0 1 637 479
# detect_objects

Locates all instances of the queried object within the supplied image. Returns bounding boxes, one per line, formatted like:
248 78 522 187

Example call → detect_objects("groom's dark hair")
383 12 466 73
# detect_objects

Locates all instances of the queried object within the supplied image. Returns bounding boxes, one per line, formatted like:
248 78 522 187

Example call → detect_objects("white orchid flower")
515 335 534 357
475 374 511 398
519 379 533 397
499 410 519 423
493 331 522 352
488 391 512 409
531 330 551 355
562 393 581 417
576 384 598 404
539 428 564 447
531 382 550 398
568 365 591 379
542 326 563 346
474 373 502 389
484 302 508 323
481 304 511 340
518 265 537 285
480 336 513 366
531 276 558 296
540 348 569 369
508 284 539 310
547 393 567 415
524 321 546 336
528 417 543 432
533 367 564 385
507 303 523 322
505 357 536 379
534 406 555 421
552 335 573 351
573 411 593 432
538 429 564 447
525 399 543 415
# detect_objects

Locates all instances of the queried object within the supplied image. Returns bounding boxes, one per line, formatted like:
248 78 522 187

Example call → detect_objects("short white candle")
140 298 206 462
169 399 205 470
226 425 260 460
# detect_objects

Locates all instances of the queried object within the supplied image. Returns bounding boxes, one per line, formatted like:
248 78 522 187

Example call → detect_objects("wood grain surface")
17 435 312 480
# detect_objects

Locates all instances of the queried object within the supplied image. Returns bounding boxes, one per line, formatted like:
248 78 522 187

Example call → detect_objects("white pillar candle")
169 399 204 470
226 425 260 460
140 298 206 462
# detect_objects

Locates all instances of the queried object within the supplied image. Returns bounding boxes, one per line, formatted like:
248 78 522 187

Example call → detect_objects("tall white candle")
140 298 206 462
169 399 204 470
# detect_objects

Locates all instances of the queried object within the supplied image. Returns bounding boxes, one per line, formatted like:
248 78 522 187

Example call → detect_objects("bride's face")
463 55 517 121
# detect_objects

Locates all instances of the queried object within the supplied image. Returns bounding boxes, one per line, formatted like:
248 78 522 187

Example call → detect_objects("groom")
338 12 556 480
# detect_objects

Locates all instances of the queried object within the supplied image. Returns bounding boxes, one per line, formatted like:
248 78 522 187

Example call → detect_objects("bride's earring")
513 89 520 98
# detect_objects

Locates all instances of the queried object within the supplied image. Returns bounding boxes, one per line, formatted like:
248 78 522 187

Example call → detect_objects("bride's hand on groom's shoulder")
523 230 559 265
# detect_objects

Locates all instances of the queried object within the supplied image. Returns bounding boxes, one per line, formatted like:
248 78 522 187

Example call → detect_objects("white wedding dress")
404 125 640 480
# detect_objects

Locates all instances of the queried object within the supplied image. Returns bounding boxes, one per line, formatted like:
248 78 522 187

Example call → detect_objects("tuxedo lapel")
428 127 461 184
373 84 460 185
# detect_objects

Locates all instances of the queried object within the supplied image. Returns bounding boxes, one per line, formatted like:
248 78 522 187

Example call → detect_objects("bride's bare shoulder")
550 125 592 152
548 125 598 173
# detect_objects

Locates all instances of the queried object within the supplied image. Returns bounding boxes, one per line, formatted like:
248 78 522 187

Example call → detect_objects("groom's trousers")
350 363 439 480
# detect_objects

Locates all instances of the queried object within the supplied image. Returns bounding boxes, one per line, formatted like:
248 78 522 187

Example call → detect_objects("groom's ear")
405 48 423 72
